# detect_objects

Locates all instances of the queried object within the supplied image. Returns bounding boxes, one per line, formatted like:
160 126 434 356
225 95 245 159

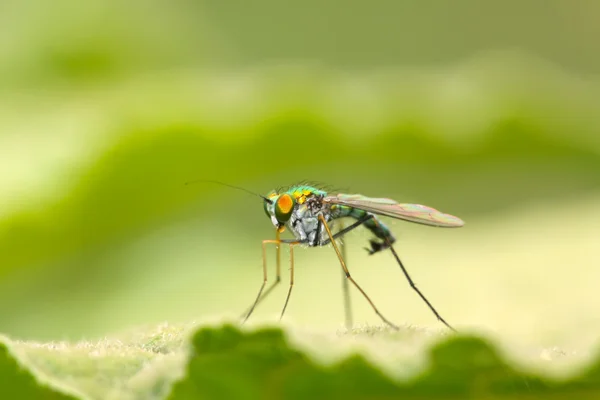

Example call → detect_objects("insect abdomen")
332 205 396 254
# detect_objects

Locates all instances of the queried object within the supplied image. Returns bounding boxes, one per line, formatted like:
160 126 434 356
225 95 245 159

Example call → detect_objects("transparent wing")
324 193 464 227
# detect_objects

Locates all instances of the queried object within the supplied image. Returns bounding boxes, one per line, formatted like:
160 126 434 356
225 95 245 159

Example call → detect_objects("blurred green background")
1 0 599 352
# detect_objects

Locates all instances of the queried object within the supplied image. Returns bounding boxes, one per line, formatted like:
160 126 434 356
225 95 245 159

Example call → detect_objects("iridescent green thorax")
284 185 328 204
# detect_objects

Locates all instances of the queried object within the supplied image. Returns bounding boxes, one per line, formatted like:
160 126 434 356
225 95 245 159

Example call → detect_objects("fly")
188 180 464 331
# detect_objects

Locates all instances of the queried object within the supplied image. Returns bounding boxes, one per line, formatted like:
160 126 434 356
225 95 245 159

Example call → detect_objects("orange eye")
277 194 293 213
275 194 295 223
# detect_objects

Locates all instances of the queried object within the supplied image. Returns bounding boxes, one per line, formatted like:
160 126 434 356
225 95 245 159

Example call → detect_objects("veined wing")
323 193 464 227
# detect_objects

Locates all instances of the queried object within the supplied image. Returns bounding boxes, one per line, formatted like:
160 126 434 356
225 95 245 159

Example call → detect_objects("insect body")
245 184 464 331
264 186 396 254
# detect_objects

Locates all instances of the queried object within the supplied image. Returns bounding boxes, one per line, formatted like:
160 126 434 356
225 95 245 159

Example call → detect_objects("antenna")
185 179 273 203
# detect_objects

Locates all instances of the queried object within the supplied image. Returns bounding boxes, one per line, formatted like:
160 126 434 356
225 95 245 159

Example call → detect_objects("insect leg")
324 214 374 330
371 219 456 332
325 215 377 330
312 218 322 247
279 244 295 320
318 214 400 330
339 220 353 330
316 216 355 329
241 231 283 323
321 215 373 329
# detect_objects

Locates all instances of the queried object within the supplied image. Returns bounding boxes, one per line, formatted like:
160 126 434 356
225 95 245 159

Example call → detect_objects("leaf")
0 336 79 400
5 323 600 399
167 324 600 400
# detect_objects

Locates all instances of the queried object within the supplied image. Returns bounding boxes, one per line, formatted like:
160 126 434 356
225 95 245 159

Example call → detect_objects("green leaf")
5 323 600 399
166 325 600 400
0 336 79 400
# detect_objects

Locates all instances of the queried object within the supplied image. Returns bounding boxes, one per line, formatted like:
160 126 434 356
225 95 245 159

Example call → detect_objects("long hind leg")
370 219 456 332
318 215 399 330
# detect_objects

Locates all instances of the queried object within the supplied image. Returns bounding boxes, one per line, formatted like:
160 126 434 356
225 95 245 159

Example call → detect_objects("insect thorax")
287 193 332 245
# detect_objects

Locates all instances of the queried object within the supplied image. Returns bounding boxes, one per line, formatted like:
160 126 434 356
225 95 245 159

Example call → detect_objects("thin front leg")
241 231 282 323
318 215 399 330
279 244 295 320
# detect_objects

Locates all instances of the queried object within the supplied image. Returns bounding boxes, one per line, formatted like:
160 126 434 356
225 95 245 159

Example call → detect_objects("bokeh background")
1 0 599 353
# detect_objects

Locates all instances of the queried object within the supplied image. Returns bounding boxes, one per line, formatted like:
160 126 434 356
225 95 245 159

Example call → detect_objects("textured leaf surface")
4 324 600 400
0 337 79 400
167 325 600 400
